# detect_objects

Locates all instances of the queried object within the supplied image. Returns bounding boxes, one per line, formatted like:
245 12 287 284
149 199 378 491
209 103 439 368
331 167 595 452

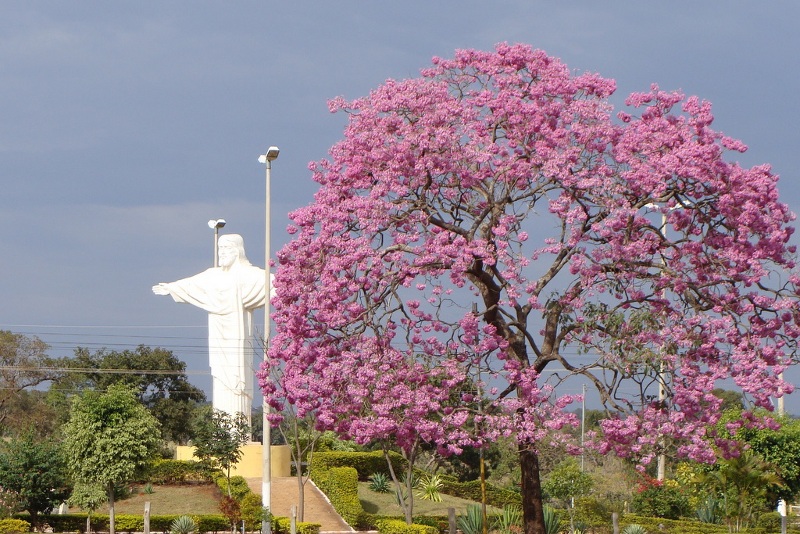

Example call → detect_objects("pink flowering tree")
259 43 800 534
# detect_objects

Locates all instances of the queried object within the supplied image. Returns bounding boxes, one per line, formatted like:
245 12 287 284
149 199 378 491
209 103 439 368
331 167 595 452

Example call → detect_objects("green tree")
0 432 70 527
56 345 206 444
699 450 784 532
0 331 63 435
542 458 594 534
62 384 161 534
192 409 250 497
68 483 107 533
738 414 800 501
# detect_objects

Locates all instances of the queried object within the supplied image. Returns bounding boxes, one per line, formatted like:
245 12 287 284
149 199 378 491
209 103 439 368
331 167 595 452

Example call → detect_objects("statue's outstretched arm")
152 283 170 296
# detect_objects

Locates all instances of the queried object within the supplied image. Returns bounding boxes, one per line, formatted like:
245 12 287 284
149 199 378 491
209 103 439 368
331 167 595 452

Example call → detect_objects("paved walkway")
246 477 353 533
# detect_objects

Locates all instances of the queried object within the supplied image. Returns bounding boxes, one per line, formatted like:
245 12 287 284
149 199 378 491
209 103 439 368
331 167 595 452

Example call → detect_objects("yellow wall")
176 444 291 478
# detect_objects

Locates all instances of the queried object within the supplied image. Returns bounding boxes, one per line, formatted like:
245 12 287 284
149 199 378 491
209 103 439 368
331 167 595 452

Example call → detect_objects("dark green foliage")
631 481 689 520
56 346 206 444
311 451 406 480
619 513 740 534
192 410 250 497
0 433 70 526
144 460 217 485
437 476 521 508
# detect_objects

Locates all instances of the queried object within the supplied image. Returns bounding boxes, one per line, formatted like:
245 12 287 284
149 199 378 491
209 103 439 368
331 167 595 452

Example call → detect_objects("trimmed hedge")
437 476 521 509
144 459 217 485
311 451 407 481
375 518 438 534
312 466 364 527
273 516 321 534
213 473 252 501
0 519 30 534
36 513 231 534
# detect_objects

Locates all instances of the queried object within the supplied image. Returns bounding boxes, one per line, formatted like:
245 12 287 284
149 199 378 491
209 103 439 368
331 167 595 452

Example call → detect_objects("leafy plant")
542 505 561 534
696 495 723 524
369 472 391 493
415 474 443 502
621 525 647 534
143 483 154 495
457 504 485 534
170 515 197 534
494 505 522 534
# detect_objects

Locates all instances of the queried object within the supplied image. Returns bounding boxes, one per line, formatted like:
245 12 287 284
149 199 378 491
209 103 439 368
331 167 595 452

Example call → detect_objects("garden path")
245 477 353 534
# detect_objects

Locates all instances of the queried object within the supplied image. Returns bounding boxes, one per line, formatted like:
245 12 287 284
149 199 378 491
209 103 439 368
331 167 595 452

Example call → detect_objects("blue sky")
2 2 799 411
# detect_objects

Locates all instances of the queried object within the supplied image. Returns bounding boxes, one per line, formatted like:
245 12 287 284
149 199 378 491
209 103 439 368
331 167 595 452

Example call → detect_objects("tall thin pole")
214 227 219 268
260 147 279 534
656 211 667 482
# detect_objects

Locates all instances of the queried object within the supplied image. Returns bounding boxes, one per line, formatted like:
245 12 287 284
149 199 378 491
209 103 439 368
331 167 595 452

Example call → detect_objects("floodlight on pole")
208 219 227 268
259 146 279 534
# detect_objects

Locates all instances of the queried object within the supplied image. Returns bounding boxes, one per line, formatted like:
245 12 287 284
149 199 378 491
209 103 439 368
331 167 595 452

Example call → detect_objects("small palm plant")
621 525 648 534
457 504 484 534
170 515 197 534
368 472 391 493
542 505 561 534
415 473 443 502
494 505 522 534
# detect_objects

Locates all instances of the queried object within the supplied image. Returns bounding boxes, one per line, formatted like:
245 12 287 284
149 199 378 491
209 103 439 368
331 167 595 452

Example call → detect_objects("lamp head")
208 219 227 229
258 146 280 164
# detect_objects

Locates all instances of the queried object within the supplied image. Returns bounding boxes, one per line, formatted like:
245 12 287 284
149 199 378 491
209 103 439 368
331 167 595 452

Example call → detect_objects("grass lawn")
111 484 222 515
358 482 500 517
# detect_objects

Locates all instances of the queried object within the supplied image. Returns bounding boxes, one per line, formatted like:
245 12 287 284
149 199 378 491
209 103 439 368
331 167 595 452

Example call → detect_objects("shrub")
375 518 437 534
213 473 252 501
272 517 321 534
631 480 689 520
311 451 406 480
438 476 521 508
0 519 30 534
312 466 363 526
145 460 217 485
369 472 392 493
170 515 197 534
415 474 443 502
240 492 267 531
456 504 484 534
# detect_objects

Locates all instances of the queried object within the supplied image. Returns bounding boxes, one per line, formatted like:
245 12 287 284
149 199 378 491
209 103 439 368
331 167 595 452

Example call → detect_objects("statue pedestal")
176 443 291 478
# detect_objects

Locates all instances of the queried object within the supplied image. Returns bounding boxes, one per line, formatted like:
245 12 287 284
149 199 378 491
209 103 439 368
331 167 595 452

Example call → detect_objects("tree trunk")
296 469 305 522
519 447 546 534
107 484 116 534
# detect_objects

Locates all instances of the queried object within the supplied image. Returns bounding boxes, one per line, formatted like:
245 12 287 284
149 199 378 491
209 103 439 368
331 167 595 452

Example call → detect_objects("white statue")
153 234 266 425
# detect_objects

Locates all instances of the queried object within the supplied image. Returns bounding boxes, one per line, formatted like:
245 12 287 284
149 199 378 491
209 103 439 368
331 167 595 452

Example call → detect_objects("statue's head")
218 234 252 268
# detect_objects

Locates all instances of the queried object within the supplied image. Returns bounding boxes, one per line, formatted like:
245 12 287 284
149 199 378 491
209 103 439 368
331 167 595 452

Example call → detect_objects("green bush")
272 516 321 534
311 451 407 480
145 460 218 484
312 466 363 527
631 483 689 520
213 473 252 501
0 519 30 533
375 518 438 534
193 514 229 533
37 513 233 534
240 492 266 531
437 476 521 509
620 513 732 534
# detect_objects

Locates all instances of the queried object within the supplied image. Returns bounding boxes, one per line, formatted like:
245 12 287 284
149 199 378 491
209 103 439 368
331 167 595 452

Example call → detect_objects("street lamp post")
258 146 279 534
208 219 227 267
